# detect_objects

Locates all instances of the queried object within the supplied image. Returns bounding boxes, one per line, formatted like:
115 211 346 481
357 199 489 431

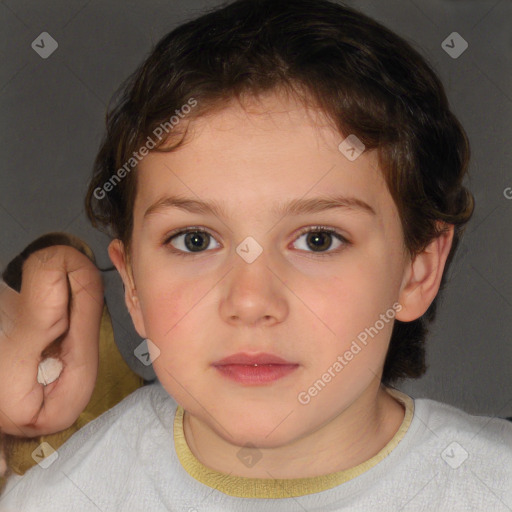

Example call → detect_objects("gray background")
1 0 511 416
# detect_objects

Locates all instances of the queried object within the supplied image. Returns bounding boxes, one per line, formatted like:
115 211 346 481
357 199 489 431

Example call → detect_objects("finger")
28 338 101 436
0 246 103 435
32 264 104 434
30 250 103 435
19 290 103 436
0 281 21 339
64 246 104 367
61 256 103 385
0 268 67 435
67 255 104 313
18 247 71 342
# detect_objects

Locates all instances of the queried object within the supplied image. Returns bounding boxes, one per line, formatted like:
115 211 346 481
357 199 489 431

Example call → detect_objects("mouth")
212 352 299 385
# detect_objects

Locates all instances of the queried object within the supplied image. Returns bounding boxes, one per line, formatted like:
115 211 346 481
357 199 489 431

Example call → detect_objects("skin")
0 246 103 437
109 90 454 479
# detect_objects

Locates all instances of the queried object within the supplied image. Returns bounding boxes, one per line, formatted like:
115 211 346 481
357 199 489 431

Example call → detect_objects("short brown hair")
85 0 474 385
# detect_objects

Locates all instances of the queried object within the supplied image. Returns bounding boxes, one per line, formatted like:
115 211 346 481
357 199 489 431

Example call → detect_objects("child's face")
114 91 413 448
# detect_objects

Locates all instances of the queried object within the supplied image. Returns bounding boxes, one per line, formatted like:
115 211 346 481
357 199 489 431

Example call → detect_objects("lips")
212 352 295 366
212 352 299 385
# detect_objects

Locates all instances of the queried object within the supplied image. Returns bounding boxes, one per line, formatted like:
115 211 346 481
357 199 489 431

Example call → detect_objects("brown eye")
164 226 349 258
292 227 349 256
305 231 333 251
166 229 220 254
183 231 210 252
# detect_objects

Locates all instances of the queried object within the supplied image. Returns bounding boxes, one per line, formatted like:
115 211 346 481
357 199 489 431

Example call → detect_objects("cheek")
137 271 216 358
140 282 190 340
292 254 399 376
140 286 198 389
305 260 396 335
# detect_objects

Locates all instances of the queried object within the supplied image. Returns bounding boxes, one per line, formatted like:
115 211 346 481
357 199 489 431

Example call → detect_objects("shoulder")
48 380 176 455
408 396 512 500
415 395 512 449
52 380 175 447
0 381 177 511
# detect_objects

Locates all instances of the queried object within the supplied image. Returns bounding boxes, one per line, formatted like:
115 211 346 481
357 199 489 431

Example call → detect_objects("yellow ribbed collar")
173 388 414 498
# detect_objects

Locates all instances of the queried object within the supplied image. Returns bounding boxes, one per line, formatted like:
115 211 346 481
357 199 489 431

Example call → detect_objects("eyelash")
163 225 350 258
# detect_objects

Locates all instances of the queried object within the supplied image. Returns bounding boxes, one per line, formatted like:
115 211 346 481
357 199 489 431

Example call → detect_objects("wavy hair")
85 0 474 384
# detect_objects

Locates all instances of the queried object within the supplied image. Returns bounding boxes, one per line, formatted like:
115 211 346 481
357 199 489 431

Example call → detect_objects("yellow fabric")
174 387 414 498
0 242 145 492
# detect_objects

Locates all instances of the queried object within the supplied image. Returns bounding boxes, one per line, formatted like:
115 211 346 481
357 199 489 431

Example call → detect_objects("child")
1 0 511 510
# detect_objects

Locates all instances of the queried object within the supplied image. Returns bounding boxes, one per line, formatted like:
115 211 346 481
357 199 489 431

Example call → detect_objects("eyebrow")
143 194 376 220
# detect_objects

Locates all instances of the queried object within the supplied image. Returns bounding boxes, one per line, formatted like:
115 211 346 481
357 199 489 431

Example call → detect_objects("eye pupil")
307 231 332 251
185 232 209 252
170 228 341 256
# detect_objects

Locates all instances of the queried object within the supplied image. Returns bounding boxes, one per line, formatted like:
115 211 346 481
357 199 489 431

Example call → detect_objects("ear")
108 239 147 338
396 223 455 322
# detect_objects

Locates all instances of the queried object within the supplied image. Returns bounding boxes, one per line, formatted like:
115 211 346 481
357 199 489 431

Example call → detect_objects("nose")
219 249 289 327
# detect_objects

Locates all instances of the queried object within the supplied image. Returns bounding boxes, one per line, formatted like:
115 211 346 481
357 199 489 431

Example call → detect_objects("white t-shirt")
1 381 511 511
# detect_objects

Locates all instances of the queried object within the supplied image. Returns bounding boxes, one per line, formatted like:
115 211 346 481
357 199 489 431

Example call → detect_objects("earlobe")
108 239 147 338
396 223 454 322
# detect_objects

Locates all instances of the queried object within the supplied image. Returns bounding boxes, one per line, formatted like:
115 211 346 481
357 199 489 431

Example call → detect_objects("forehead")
135 92 397 225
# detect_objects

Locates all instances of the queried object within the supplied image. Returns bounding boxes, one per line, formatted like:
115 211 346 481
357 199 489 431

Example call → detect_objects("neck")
183 383 405 479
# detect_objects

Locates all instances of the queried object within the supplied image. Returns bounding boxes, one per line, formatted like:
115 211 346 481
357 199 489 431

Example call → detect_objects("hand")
0 245 103 437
